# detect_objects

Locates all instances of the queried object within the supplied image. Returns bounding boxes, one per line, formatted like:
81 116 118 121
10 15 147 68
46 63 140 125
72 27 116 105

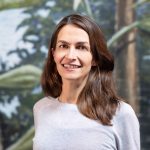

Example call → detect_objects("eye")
76 45 88 51
58 44 69 49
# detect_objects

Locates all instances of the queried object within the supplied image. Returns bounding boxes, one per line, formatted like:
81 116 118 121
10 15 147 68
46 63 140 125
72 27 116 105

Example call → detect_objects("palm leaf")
107 21 140 48
0 65 41 89
0 0 41 10
6 127 34 150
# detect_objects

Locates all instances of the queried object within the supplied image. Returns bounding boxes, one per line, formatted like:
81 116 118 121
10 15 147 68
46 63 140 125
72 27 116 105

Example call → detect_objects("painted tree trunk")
115 0 139 112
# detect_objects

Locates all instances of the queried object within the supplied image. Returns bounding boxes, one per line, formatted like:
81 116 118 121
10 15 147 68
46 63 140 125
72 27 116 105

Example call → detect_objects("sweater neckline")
47 96 78 111
57 97 77 105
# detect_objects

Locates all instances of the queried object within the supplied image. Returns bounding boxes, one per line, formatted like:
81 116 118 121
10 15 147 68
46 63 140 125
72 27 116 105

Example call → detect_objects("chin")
61 74 89 82
62 77 80 81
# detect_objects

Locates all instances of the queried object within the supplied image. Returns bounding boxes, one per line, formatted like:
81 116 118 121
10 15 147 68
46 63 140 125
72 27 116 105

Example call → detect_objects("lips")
62 64 81 69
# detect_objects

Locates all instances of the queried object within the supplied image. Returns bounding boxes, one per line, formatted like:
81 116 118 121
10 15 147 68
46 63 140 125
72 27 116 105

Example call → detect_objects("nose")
65 46 76 59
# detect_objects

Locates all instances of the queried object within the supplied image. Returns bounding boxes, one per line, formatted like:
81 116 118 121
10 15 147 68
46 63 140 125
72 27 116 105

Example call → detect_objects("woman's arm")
114 102 140 150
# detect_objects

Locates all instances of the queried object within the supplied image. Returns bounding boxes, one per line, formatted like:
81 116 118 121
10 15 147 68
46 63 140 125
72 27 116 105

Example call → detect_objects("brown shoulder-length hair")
41 14 120 125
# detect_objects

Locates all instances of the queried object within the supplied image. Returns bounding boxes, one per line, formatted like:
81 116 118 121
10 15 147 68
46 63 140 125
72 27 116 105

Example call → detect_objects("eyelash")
76 45 87 50
58 44 69 49
58 44 88 51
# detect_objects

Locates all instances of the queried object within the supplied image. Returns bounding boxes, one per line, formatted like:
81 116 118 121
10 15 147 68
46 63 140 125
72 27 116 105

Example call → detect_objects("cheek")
84 54 93 65
54 51 65 63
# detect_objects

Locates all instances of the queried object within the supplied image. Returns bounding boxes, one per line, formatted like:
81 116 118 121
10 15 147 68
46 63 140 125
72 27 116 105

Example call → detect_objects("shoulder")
116 101 137 118
113 101 140 150
33 96 56 113
113 101 139 127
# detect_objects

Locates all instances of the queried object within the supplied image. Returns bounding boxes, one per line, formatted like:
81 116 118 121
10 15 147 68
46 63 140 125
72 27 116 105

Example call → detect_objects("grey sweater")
33 97 140 150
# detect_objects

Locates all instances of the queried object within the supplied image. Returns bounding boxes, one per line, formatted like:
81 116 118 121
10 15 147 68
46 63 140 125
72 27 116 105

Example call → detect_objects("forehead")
57 24 90 43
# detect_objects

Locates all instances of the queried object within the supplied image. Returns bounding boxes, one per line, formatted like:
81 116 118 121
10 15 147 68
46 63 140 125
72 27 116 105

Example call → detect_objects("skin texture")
53 24 94 103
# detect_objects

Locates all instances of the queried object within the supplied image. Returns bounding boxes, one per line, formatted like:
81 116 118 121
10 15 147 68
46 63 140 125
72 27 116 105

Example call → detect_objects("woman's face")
53 24 94 82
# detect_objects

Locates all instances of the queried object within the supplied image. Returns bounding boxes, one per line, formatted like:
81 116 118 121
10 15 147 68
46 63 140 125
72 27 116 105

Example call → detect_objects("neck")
59 77 88 104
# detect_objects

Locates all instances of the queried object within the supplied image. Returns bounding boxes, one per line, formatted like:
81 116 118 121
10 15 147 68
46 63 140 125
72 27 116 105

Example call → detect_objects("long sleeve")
33 100 42 150
33 98 50 150
33 100 41 131
113 102 140 150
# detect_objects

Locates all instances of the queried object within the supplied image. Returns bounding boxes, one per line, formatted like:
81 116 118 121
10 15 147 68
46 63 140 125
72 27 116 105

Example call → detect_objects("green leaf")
73 0 82 10
7 126 34 150
133 0 150 7
0 65 42 89
0 0 41 10
138 17 150 32
107 21 140 48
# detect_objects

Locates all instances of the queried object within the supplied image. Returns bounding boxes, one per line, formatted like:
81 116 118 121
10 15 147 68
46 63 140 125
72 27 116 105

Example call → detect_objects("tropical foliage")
0 0 150 149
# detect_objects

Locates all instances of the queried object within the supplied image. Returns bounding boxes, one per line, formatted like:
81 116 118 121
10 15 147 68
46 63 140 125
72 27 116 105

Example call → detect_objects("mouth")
62 64 81 69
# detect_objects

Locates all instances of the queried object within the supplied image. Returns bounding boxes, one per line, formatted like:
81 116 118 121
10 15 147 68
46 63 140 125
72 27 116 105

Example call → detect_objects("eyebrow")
57 40 90 45
57 40 69 45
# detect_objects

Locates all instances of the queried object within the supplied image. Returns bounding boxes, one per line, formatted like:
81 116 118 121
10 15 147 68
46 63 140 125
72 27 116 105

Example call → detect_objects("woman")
33 14 140 150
